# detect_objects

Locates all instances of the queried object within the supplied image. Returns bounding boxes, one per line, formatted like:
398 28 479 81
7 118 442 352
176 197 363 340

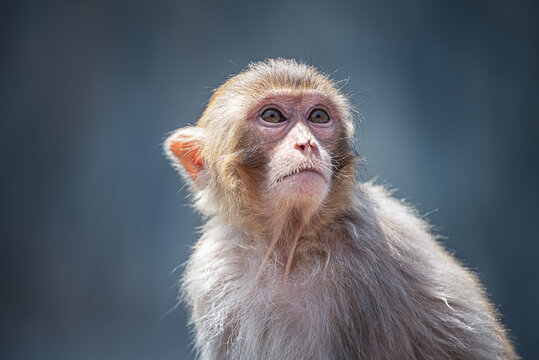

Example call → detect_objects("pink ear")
169 140 203 181
166 127 205 181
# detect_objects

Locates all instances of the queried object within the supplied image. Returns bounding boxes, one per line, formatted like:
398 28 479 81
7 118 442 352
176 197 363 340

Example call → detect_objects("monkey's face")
165 59 356 227
247 93 340 210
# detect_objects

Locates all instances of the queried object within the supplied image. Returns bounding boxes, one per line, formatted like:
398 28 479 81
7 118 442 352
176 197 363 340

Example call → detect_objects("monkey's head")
165 59 357 235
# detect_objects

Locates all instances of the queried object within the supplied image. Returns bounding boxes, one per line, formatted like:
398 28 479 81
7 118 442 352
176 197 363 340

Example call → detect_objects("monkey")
164 59 517 360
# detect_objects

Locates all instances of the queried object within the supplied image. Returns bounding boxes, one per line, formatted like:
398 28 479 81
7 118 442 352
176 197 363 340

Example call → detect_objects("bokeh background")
2 0 538 359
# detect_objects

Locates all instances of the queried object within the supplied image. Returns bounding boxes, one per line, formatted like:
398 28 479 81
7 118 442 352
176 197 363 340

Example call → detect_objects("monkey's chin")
276 171 330 203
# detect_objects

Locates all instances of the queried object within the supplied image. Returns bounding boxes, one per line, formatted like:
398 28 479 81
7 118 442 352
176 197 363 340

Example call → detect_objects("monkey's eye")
308 109 330 124
260 109 285 123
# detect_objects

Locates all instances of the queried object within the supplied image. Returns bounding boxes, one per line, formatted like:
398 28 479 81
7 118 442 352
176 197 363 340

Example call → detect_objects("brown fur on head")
165 59 357 239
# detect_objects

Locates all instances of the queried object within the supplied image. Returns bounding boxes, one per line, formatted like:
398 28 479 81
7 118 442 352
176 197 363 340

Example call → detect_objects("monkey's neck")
255 203 328 278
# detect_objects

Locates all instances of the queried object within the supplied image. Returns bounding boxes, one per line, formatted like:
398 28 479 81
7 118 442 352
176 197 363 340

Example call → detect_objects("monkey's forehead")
215 59 345 99
210 77 352 118
203 87 351 122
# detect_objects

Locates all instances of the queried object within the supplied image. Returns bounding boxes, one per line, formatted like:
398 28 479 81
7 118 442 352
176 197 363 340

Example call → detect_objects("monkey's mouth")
276 167 327 183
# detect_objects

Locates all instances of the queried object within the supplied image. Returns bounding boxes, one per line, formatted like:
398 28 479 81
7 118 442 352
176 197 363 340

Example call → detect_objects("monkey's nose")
295 139 317 153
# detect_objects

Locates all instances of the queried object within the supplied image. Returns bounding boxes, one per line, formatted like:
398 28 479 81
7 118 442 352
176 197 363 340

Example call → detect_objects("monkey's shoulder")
355 182 491 301
357 181 438 244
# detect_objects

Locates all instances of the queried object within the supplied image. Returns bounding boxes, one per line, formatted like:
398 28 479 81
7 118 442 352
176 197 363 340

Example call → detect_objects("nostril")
295 143 306 151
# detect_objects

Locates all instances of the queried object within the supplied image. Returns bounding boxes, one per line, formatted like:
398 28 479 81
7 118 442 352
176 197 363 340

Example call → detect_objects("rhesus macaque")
164 59 517 360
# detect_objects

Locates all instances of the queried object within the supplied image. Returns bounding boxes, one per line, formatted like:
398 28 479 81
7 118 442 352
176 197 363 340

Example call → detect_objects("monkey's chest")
217 274 344 359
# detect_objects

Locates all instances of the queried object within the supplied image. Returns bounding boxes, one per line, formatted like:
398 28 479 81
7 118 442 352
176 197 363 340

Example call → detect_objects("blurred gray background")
2 0 538 359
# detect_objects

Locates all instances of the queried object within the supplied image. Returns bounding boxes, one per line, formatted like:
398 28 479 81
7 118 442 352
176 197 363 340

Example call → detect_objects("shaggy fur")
165 59 517 359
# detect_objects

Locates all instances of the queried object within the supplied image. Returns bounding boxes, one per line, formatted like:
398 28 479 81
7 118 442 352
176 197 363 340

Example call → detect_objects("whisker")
284 234 300 280
257 234 280 280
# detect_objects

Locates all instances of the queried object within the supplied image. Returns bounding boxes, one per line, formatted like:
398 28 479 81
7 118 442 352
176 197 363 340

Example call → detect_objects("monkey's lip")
277 168 328 183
